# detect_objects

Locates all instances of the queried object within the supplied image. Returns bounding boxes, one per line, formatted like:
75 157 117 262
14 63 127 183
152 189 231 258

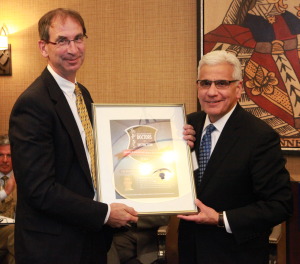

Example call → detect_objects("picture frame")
198 0 300 153
92 103 198 215
0 216 15 225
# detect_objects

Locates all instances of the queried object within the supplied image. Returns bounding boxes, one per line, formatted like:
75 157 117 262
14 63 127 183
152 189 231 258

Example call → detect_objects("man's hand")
177 199 218 225
107 203 138 228
183 124 196 148
5 174 16 196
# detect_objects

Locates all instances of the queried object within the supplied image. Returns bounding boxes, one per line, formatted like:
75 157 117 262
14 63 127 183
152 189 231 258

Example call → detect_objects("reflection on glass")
110 119 179 199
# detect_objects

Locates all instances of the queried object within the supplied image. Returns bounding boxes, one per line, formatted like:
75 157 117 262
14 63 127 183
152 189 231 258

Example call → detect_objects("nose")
206 82 218 95
1 155 9 162
67 40 79 53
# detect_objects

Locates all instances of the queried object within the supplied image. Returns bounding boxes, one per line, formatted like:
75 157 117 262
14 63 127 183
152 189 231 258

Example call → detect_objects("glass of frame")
92 103 197 215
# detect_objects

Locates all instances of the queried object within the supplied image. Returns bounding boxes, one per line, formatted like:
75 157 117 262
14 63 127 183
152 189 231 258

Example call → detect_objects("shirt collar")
47 65 76 96
203 104 237 133
0 171 12 178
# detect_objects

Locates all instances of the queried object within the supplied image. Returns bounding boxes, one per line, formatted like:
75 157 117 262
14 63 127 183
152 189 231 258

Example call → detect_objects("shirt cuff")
223 211 232 233
104 204 111 224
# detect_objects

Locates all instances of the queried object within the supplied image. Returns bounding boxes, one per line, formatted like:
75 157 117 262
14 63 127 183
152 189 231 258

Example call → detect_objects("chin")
204 107 222 115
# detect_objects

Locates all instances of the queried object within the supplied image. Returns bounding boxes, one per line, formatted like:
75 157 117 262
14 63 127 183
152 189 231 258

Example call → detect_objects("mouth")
67 58 79 63
65 56 81 64
205 100 223 104
0 166 10 172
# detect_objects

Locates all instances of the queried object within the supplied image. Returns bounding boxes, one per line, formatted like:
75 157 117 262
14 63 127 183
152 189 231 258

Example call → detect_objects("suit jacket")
9 68 112 264
178 104 292 263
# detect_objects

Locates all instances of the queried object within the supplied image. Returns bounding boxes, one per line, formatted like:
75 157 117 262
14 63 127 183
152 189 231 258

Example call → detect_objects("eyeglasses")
44 34 88 47
196 80 239 90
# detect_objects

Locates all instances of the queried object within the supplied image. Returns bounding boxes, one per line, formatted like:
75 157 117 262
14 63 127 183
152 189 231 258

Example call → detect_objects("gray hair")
198 50 242 80
0 134 10 146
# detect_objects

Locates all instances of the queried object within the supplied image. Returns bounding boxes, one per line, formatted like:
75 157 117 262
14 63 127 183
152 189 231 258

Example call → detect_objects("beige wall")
0 0 298 179
0 0 198 134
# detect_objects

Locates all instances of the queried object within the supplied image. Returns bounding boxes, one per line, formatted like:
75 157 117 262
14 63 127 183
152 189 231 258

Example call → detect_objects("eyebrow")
55 33 84 41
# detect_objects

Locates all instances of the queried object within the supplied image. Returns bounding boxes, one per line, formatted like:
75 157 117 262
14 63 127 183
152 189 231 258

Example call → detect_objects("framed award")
93 103 197 215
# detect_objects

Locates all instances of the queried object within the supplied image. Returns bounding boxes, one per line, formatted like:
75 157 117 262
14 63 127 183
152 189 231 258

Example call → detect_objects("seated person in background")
109 215 170 264
0 134 16 264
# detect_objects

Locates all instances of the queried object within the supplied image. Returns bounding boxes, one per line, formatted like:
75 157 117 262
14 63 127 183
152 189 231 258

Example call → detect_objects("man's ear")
236 80 243 100
38 40 49 58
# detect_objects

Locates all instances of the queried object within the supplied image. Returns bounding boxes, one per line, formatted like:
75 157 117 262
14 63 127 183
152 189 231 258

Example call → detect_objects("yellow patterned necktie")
1 175 8 189
1 175 8 203
74 84 96 189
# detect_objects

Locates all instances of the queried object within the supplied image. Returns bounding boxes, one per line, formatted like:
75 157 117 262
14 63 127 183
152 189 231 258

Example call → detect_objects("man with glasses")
9 8 138 264
177 50 292 264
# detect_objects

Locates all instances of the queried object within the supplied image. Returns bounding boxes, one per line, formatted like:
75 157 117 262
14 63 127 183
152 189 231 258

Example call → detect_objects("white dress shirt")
47 65 110 223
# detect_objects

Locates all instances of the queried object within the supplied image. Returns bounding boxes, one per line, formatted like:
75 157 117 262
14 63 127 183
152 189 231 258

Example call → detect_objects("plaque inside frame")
93 103 197 215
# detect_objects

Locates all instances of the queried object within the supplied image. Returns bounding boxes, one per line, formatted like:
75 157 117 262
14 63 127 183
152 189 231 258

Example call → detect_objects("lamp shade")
0 35 8 50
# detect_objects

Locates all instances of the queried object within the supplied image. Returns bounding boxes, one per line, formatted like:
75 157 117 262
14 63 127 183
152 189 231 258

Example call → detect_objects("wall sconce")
0 25 11 76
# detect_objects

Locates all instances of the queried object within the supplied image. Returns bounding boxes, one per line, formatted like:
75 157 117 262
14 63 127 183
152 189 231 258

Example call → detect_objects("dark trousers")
178 220 269 264
80 232 107 264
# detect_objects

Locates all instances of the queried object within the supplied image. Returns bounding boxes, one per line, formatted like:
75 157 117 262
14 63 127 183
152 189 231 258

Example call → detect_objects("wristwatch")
217 212 225 228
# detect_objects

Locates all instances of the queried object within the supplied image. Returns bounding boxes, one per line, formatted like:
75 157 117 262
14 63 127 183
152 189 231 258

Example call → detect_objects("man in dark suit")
9 8 138 264
178 50 293 264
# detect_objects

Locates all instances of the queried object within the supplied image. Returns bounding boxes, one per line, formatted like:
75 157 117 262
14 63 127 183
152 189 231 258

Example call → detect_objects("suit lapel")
192 113 206 158
42 69 93 188
198 105 243 193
